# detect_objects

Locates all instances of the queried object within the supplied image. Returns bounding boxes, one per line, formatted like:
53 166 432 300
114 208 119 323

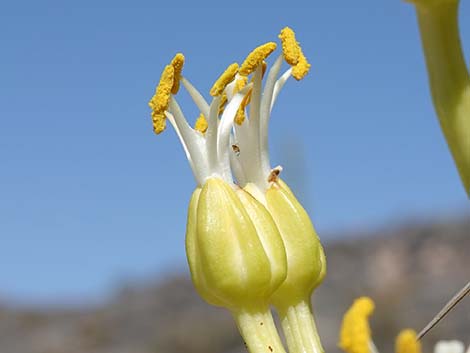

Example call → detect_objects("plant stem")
233 304 287 353
415 0 470 195
276 298 324 353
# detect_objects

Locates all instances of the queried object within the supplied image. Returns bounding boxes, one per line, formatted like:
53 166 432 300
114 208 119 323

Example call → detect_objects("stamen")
271 68 293 111
152 111 167 134
170 53 185 94
235 89 252 125
205 95 222 170
338 297 375 353
180 77 210 117
168 98 209 185
395 330 421 353
233 77 248 95
279 27 300 66
149 64 175 134
239 42 277 76
218 93 228 115
217 84 253 181
210 63 239 97
194 113 208 133
292 47 310 80
262 61 267 77
259 55 284 175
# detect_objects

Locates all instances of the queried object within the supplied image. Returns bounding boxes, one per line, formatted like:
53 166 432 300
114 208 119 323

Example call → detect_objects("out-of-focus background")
0 0 469 352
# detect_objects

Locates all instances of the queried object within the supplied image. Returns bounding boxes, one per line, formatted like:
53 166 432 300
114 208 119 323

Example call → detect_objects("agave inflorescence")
149 27 325 353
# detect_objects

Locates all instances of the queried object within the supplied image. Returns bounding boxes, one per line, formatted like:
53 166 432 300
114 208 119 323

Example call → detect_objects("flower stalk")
409 0 470 196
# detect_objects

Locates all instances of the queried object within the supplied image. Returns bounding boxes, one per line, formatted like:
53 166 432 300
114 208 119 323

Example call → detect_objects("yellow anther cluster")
277 27 311 81
194 113 208 133
234 89 252 125
170 53 185 94
395 330 421 353
218 93 228 115
149 64 175 134
292 48 310 80
233 76 248 95
210 63 239 97
239 42 277 76
338 297 375 353
279 27 300 66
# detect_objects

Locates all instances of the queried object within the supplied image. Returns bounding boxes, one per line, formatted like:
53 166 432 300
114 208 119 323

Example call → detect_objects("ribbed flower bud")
185 177 288 353
186 177 287 309
266 179 325 305
245 178 326 353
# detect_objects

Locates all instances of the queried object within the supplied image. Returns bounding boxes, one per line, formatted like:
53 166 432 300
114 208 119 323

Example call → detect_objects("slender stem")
232 304 287 353
417 280 470 340
276 299 324 353
415 1 470 195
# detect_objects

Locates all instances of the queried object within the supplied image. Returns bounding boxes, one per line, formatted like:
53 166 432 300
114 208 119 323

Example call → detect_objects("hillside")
0 217 468 353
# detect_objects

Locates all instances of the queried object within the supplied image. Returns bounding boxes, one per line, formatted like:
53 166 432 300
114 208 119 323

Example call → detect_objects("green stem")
276 298 324 353
415 0 470 196
232 304 287 353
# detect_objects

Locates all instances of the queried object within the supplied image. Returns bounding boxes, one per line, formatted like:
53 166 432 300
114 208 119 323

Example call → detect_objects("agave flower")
148 28 326 353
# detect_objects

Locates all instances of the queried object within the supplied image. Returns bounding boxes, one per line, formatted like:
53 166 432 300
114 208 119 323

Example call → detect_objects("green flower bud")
245 179 325 306
246 178 326 353
185 177 287 309
185 177 288 353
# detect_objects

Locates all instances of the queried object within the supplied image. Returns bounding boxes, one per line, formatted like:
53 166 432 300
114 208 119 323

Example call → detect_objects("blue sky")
0 0 469 304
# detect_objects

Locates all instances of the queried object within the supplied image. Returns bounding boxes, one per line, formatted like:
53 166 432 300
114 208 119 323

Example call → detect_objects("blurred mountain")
0 217 468 353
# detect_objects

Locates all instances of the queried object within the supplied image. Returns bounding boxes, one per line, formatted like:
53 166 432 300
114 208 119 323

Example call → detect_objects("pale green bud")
247 179 325 306
185 177 287 310
246 178 326 353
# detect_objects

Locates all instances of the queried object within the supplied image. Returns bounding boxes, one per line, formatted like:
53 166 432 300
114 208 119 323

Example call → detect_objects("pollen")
170 53 185 94
218 93 228 115
395 330 421 353
210 63 239 97
194 113 208 133
279 27 300 66
233 76 248 95
338 297 375 353
149 64 175 134
239 42 277 76
234 89 252 125
292 47 310 80
152 111 167 135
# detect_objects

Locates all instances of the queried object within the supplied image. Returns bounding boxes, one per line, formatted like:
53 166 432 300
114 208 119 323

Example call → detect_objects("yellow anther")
194 113 208 133
233 77 248 95
292 47 310 81
152 111 167 135
210 63 239 97
170 53 185 94
279 27 300 66
240 42 277 76
289 46 310 81
234 89 252 125
395 330 421 353
218 93 228 115
149 65 174 134
338 297 375 353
